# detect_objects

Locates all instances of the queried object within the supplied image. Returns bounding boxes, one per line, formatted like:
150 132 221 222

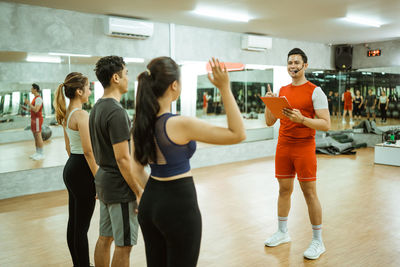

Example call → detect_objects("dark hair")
287 48 308 63
133 56 180 165
53 72 88 125
32 83 40 92
94 56 125 88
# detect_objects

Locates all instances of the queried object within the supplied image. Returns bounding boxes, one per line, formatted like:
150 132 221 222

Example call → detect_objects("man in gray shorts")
365 89 377 121
90 56 144 267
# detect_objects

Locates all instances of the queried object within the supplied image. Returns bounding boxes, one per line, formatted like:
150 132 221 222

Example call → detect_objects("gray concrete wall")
0 122 272 144
0 138 277 199
0 2 170 59
174 25 333 69
0 2 334 94
352 40 400 69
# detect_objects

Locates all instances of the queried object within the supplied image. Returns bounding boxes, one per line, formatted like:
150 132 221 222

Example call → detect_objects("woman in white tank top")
53 72 98 267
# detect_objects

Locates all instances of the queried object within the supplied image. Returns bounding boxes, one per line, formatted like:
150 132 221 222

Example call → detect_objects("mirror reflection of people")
342 88 354 125
53 72 97 267
214 92 221 114
332 91 340 118
379 90 389 123
365 89 376 122
132 57 245 267
353 89 364 120
202 92 208 115
264 48 330 260
207 92 213 114
25 83 44 160
327 91 333 115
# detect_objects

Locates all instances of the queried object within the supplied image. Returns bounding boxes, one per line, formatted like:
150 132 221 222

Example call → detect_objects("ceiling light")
192 7 251 22
343 16 382 28
26 55 62 63
124 57 145 63
48 52 92 57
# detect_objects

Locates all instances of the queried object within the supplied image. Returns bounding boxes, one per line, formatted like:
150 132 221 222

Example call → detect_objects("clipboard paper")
260 96 292 119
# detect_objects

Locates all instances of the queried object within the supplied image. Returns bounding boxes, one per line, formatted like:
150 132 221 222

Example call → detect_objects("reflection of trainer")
202 92 208 115
342 88 354 124
25 83 45 160
264 48 330 260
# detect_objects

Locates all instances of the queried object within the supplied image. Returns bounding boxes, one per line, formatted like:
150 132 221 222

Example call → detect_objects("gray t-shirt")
89 98 136 204
366 95 376 107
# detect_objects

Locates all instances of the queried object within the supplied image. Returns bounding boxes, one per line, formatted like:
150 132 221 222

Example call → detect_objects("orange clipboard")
260 96 292 119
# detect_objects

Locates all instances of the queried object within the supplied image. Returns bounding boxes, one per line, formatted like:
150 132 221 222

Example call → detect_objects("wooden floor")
1 116 399 174
1 148 399 267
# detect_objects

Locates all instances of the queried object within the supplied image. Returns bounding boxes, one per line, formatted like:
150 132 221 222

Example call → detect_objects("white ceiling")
6 0 400 44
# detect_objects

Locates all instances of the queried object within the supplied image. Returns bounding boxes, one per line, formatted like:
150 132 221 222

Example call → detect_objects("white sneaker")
30 153 38 159
264 231 291 247
349 120 354 125
341 119 346 124
32 153 45 160
303 239 326 260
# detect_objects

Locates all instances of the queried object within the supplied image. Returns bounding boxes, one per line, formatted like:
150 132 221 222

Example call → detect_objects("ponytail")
53 72 88 126
53 83 66 125
133 72 160 165
132 57 180 165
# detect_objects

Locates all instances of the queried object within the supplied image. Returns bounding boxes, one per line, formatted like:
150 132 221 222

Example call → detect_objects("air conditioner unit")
105 17 154 39
241 34 272 51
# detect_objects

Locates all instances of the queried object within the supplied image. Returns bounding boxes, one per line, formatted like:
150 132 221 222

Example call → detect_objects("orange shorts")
31 117 43 133
344 103 353 111
275 141 317 182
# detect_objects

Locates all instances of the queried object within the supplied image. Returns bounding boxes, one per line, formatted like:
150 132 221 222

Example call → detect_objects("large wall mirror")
0 51 145 132
195 67 273 128
0 50 146 174
305 67 400 127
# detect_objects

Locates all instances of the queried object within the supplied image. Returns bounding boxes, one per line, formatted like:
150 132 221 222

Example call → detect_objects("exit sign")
367 49 381 57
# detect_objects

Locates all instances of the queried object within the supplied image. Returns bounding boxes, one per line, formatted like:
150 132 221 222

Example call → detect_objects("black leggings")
380 104 387 121
354 103 362 116
138 177 202 267
63 154 96 267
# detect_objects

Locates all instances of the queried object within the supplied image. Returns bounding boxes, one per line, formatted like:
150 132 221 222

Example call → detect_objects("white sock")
278 216 288 233
312 224 322 241
37 148 43 155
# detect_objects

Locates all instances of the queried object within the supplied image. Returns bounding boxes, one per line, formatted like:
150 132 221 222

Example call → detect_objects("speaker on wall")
335 45 353 71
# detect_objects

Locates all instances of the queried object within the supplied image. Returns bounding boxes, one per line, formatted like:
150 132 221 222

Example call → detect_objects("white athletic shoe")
30 153 38 159
303 239 326 260
341 119 346 124
349 120 355 125
264 231 291 247
32 153 45 160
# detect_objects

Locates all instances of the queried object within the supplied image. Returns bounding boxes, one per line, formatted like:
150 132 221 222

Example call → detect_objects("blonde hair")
53 72 88 125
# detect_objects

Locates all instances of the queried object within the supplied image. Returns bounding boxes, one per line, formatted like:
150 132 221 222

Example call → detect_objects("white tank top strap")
66 108 81 130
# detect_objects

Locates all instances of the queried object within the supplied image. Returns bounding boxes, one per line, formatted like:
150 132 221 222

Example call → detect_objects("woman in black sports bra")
131 57 246 267
353 89 364 120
